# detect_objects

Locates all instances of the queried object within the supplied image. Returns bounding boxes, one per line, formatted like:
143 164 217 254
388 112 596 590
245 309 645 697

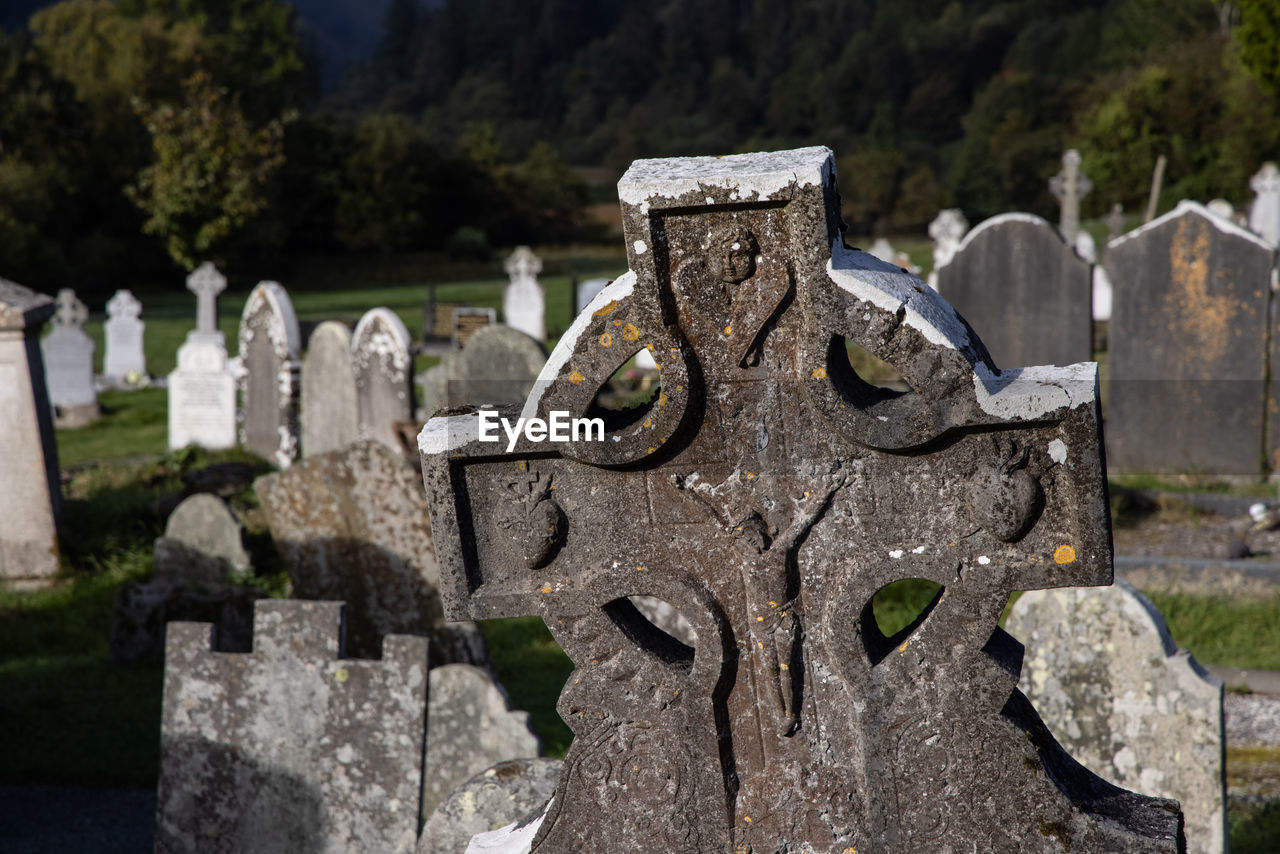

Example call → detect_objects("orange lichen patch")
657 392 668 407
567 371 585 385
812 367 828 379
540 585 553 594
1053 545 1076 564
897 640 910 652
621 323 640 341
647 446 656 454
779 662 790 671
723 325 733 335
592 300 619 316
612 319 622 326
643 417 653 428
635 565 644 572
1168 217 1235 372
517 460 528 471
599 332 613 347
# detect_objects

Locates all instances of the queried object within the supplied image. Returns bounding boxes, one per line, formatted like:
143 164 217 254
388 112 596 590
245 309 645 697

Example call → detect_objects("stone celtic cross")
1106 202 1126 241
54 288 88 328
419 148 1183 852
106 289 142 321
505 246 543 283
1049 149 1093 244
186 261 227 335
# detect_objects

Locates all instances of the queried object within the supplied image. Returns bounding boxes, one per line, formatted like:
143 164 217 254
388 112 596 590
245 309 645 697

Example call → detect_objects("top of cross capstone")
505 246 542 281
1252 161 1280 195
619 146 833 209
107 290 142 320
187 262 227 298
53 288 88 328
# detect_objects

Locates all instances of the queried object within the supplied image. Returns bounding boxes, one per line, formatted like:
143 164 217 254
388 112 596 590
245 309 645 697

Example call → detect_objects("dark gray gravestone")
300 321 358 458
418 147 1183 852
351 308 413 451
416 324 547 420
155 600 428 854
1105 200 1275 475
153 493 250 587
237 281 301 468
937 212 1092 369
254 439 487 666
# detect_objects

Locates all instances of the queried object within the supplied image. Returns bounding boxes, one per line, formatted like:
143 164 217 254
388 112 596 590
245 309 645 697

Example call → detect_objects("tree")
1236 0 1280 92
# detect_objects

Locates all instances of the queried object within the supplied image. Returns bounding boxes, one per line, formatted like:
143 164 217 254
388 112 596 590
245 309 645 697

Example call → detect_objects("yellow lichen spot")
669 347 678 354
723 325 733 335
897 640 910 652
593 300 618 317
1029 556 1040 563
745 472 755 480
660 437 666 444
647 446 656 454
756 615 765 622
612 318 622 326
676 384 684 391
657 392 668 407
844 849 858 854
335 667 349 683
812 367 828 379
743 816 753 824
567 370 584 385
599 332 613 347
635 565 644 572
643 417 653 428
757 641 764 649
803 491 810 498
674 689 680 696
1053 545 1077 564
517 460 528 472
655 363 662 370
779 662 789 671
540 585 553 594
621 323 640 341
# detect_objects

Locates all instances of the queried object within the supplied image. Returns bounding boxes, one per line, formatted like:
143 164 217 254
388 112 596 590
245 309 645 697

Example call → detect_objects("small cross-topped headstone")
1049 149 1093 243
926 207 968 288
169 262 236 450
103 290 146 381
418 148 1183 852
503 246 546 341
187 261 227 336
1249 161 1280 245
53 288 88 328
41 288 98 426
1106 202 1127 240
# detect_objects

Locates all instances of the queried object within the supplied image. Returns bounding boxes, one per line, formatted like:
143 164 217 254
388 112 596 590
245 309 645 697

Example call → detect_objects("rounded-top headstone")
301 321 358 457
351 308 413 451
153 493 250 587
238 281 301 468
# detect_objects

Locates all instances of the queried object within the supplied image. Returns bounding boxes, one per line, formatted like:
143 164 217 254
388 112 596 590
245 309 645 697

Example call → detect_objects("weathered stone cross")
1106 202 1127 241
505 246 543 283
186 261 227 335
53 288 88 328
1049 148 1093 243
420 148 1183 852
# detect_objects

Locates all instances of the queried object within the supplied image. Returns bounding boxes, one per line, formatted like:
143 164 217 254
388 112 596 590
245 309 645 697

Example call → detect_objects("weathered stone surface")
103 289 146 381
418 759 561 854
301 321 358 458
169 264 236 451
503 247 545 342
422 664 541 819
1007 582 1225 854
937 212 1093 369
153 493 250 587
352 308 413 452
419 148 1183 851
255 440 487 664
107 578 255 666
237 281 301 468
1105 200 1275 475
417 325 547 419
0 278 61 588
41 289 98 426
155 600 428 854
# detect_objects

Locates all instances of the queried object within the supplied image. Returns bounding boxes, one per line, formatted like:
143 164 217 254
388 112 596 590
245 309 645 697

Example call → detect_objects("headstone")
1206 198 1235 222
927 207 968 288
169 263 236 451
502 246 545 342
868 236 896 263
937 212 1093 368
1105 200 1276 474
351 308 413 451
300 321 358 458
452 307 496 349
103 289 146 382
417 324 547 420
0 279 62 588
153 493 251 587
254 439 487 665
422 664 541 819
156 600 428 854
417 147 1182 851
1007 582 1226 854
237 281 301 468
1076 232 1113 322
574 278 610 315
1249 161 1280 245
41 288 99 426
1049 149 1093 243
418 759 562 854
1106 203 1127 240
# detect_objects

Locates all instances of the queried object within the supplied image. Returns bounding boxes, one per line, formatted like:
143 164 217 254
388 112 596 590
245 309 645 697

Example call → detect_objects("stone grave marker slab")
103 289 146 381
418 147 1183 852
1007 582 1225 854
255 439 487 664
301 321 358 458
937 212 1093 369
153 493 250 587
352 308 413 451
0 279 62 588
156 600 428 854
503 246 545 342
422 664 541 818
169 263 236 451
237 281 301 468
41 288 98 426
418 759 562 854
417 324 547 419
1105 200 1275 475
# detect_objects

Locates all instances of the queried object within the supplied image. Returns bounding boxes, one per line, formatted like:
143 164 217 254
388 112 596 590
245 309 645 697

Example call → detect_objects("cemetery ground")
2 242 1280 849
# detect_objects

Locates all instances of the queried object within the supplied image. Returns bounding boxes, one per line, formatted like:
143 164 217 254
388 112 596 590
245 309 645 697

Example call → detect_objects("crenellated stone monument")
169 262 236 451
418 148 1184 852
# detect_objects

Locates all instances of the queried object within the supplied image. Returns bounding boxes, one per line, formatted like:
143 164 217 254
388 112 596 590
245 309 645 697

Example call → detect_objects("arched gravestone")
1105 200 1276 475
237 281 301 468
936 212 1093 370
301 321 357 458
351 308 413 451
418 148 1184 852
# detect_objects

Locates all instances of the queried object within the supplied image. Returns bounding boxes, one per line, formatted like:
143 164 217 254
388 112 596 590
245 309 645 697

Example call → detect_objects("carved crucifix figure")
419 148 1184 853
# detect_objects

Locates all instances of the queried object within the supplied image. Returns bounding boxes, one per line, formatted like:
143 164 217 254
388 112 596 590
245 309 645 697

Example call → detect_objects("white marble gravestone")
169 262 236 451
1074 231 1112 322
574 278 611 315
301 321 358 458
502 246 545 342
0 279 62 588
867 237 896 263
237 281 301 468
1249 161 1280 246
1007 582 1226 854
351 308 413 451
41 288 99 426
927 208 968 289
103 289 146 381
